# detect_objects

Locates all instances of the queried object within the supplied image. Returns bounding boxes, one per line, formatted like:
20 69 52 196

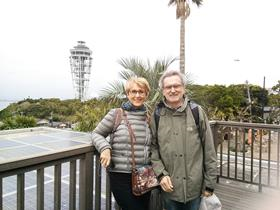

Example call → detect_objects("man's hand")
160 176 174 192
100 149 111 168
202 190 213 197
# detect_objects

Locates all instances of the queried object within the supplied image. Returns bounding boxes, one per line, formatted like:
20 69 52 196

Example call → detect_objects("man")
151 70 217 210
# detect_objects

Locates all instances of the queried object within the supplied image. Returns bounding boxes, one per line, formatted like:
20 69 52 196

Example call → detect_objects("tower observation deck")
69 41 92 101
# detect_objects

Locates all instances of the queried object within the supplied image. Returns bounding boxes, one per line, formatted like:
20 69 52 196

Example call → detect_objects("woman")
92 77 152 210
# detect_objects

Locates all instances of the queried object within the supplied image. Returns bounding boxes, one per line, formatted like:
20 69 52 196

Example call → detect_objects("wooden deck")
215 179 280 210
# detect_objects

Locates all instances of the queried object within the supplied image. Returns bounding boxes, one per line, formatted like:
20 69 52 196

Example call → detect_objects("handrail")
0 144 94 175
210 120 280 130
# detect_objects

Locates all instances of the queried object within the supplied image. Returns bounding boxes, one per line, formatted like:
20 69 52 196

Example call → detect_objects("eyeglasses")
163 84 183 91
129 90 146 96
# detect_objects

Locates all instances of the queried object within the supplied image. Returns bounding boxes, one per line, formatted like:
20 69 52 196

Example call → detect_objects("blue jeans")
164 196 201 210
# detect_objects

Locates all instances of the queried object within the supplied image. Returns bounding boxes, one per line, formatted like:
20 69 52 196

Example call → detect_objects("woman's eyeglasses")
129 90 146 96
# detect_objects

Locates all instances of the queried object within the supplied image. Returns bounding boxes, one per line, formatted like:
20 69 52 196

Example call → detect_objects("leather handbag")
123 112 159 196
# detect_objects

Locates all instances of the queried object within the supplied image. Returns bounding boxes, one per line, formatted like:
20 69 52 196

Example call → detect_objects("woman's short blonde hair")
125 77 150 96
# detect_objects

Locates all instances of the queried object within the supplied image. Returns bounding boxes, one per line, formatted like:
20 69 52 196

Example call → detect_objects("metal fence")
211 121 280 192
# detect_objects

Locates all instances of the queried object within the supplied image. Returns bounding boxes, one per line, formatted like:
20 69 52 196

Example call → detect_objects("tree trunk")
179 16 186 74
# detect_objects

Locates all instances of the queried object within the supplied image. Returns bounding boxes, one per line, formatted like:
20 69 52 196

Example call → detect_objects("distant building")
36 119 49 127
50 122 70 129
36 119 71 129
69 41 93 101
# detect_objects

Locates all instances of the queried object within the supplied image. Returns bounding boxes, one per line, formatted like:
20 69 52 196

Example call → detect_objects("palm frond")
118 57 150 79
168 0 176 6
185 71 193 85
192 0 203 7
119 70 136 81
99 80 125 102
101 57 178 109
168 0 203 7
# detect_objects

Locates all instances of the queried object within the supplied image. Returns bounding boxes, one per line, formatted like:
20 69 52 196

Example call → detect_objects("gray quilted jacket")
91 108 152 173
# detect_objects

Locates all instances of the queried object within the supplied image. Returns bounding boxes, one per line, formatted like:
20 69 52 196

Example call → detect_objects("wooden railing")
1 121 280 209
0 144 97 210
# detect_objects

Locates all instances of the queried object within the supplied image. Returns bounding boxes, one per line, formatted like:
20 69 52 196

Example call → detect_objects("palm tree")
99 57 177 110
168 0 203 74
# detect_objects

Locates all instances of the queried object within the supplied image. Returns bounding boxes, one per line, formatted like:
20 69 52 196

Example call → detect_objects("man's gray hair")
159 70 187 90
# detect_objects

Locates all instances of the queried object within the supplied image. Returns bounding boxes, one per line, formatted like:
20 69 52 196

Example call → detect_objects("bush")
0 115 36 130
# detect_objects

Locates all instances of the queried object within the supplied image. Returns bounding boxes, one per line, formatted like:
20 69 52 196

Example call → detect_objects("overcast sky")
0 0 279 100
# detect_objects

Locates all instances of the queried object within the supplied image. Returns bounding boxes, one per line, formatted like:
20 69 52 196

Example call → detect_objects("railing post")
95 155 102 210
54 164 61 210
267 131 272 186
211 122 220 183
37 168 44 210
0 177 3 210
105 173 112 210
69 160 76 210
234 129 238 179
17 173 25 210
258 130 263 192
242 129 246 181
79 152 93 210
277 131 280 188
250 129 255 183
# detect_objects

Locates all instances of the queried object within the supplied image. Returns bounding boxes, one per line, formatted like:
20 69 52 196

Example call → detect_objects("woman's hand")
160 176 174 192
100 149 111 168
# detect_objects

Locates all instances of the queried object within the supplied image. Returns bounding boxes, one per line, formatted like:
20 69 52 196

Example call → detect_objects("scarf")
121 101 146 112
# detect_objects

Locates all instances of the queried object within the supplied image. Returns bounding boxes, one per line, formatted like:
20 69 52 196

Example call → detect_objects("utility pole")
262 76 266 123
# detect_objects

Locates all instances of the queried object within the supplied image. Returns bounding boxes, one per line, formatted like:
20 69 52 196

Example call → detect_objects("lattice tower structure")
69 41 92 101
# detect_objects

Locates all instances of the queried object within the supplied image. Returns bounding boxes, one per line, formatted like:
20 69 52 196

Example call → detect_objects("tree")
267 81 280 124
99 57 178 110
74 100 119 132
268 94 280 107
272 80 280 94
168 0 203 74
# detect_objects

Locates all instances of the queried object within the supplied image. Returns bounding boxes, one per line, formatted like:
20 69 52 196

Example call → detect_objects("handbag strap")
123 111 137 171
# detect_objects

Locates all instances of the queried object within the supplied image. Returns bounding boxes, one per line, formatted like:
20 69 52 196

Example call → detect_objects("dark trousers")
109 172 151 210
163 196 201 210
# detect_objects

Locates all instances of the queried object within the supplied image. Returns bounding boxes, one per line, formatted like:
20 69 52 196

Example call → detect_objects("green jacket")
150 97 217 203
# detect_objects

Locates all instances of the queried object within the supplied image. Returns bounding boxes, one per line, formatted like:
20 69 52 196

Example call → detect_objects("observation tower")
69 41 92 101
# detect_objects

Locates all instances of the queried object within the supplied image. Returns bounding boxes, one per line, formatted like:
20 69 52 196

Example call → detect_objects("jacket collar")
162 95 189 112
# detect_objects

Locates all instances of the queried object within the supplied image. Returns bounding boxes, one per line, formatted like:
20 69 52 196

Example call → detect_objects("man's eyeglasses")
129 90 146 96
163 84 183 91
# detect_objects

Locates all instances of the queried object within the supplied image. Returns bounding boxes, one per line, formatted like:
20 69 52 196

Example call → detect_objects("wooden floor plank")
215 179 280 210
